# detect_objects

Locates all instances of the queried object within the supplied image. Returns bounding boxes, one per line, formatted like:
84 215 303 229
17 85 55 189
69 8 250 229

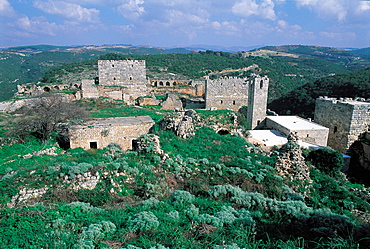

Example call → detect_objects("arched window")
166 81 170 86
260 80 264 89
159 81 164 86
334 126 338 133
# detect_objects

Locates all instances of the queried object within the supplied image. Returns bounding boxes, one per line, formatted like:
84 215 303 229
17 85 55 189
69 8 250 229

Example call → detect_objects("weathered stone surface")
160 110 200 138
275 132 312 195
205 74 269 129
8 187 49 208
69 116 154 150
133 134 163 154
160 94 183 110
315 97 370 153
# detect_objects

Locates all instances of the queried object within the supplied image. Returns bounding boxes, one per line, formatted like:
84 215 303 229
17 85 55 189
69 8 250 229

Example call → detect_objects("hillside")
353 47 370 58
269 67 370 118
0 99 369 248
254 45 370 71
0 45 191 101
28 46 370 104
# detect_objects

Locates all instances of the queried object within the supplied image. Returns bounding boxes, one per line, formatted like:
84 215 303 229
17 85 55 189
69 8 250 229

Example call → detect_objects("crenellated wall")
314 97 370 153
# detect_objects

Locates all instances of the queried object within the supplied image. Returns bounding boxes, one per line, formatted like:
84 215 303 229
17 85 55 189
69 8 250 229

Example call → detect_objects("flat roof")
248 129 321 149
266 116 328 130
71 116 154 128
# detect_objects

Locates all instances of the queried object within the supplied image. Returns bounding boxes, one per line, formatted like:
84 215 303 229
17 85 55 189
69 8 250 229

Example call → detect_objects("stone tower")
247 74 269 129
98 60 146 86
98 60 148 104
314 97 370 153
204 76 249 111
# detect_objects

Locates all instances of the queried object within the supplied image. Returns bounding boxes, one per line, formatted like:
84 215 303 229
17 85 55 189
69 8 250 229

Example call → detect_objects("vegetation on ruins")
2 45 370 102
1 45 370 248
6 94 88 142
0 99 369 248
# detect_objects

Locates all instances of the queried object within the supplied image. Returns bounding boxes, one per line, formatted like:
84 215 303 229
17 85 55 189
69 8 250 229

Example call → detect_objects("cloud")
277 20 301 31
320 31 356 41
34 0 100 23
232 0 277 20
14 16 60 36
117 0 145 20
0 0 16 17
294 0 370 22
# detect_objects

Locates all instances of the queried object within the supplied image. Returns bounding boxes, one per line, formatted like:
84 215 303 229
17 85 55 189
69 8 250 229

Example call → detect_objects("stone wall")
98 60 149 104
151 80 205 97
314 97 370 153
205 76 249 111
247 74 269 129
98 60 146 86
69 116 154 150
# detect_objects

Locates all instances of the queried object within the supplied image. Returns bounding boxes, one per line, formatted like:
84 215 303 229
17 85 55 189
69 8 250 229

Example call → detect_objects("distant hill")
1 44 370 103
0 45 192 101
352 47 370 58
252 45 370 71
268 67 370 118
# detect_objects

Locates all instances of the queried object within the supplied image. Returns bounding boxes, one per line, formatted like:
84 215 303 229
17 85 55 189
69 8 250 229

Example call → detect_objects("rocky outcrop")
133 134 163 154
275 132 312 194
160 110 200 139
160 94 183 110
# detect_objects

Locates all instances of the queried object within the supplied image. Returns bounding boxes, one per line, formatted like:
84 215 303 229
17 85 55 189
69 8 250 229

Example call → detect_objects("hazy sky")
1 0 370 49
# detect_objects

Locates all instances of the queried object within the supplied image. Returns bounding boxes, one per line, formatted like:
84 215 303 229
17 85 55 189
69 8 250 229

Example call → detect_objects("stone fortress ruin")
11 58 370 171
314 96 370 153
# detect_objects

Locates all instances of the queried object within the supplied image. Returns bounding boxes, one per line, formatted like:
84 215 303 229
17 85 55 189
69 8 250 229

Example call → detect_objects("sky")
1 0 370 49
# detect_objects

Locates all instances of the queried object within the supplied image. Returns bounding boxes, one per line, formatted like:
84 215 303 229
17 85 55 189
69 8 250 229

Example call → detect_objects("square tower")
205 76 249 111
314 97 370 153
247 74 269 129
97 60 149 104
98 60 146 86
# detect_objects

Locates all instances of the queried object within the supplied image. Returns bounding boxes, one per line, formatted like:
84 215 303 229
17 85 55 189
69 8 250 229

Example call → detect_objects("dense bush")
308 147 344 176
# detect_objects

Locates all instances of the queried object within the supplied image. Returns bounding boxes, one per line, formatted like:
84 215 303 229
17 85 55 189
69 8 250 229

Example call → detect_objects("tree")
8 94 88 142
308 147 344 176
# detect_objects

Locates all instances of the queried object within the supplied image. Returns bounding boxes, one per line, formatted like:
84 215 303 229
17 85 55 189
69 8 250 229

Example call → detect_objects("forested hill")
268 67 370 118
1 44 370 102
0 45 191 101
29 48 370 103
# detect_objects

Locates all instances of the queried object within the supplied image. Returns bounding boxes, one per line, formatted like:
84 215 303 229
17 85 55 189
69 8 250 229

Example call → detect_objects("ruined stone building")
82 60 149 104
314 97 370 153
264 116 329 146
68 116 154 150
205 74 269 129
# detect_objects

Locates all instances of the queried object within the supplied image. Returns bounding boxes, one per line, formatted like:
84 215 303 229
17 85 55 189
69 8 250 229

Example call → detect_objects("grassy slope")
0 102 369 248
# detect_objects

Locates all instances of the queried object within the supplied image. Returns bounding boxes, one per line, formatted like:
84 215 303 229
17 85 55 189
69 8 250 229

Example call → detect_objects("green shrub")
308 147 344 176
170 190 195 204
127 211 160 232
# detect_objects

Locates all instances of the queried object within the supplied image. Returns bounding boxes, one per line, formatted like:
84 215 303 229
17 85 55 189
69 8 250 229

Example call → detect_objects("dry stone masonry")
69 116 154 150
205 74 269 129
314 97 370 153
